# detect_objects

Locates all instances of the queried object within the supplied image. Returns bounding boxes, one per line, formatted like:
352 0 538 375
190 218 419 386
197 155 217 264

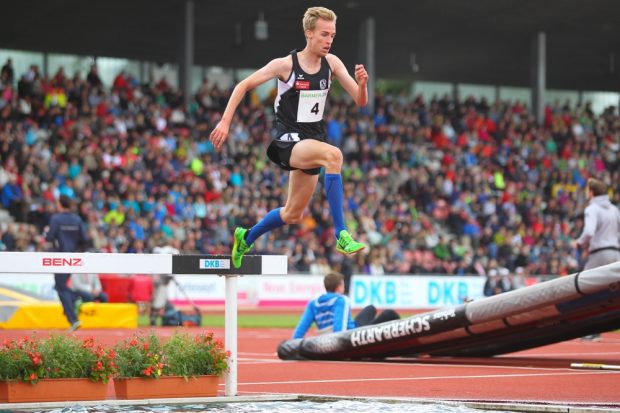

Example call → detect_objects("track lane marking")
511 351 620 357
237 357 594 371
237 371 618 386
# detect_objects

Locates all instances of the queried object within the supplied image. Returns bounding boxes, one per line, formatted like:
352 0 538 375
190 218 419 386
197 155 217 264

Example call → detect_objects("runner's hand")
209 121 230 150
355 64 368 87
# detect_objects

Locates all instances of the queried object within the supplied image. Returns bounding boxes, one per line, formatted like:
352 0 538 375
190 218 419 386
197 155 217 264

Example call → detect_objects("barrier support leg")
224 274 238 396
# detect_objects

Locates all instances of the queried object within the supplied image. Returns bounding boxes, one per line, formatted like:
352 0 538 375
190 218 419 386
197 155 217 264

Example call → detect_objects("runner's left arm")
327 54 368 106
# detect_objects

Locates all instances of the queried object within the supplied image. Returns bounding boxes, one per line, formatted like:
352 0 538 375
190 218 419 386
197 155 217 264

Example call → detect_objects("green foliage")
113 333 166 379
113 331 228 379
0 336 44 383
164 332 228 378
0 335 116 384
41 335 90 379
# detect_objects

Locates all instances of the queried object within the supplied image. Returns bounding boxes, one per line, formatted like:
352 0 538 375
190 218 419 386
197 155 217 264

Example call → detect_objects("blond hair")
303 7 337 32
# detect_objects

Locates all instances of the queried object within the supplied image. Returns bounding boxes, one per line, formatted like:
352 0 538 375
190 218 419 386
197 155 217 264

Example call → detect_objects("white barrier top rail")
0 252 287 275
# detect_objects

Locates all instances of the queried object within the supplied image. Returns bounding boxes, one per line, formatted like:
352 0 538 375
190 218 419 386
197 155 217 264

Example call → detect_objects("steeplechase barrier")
278 259 620 360
0 251 288 397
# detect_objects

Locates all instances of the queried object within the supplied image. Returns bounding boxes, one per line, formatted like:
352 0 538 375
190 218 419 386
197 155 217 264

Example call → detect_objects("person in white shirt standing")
572 178 620 341
573 178 620 270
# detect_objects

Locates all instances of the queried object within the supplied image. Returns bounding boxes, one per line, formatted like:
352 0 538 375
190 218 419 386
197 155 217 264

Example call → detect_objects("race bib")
297 90 328 123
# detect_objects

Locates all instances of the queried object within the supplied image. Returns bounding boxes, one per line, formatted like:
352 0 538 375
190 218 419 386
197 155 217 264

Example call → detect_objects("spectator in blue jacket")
45 195 90 331
1 175 25 221
293 271 399 339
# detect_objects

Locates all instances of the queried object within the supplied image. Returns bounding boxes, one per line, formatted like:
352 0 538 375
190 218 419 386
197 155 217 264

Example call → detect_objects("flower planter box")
0 378 108 403
113 375 220 399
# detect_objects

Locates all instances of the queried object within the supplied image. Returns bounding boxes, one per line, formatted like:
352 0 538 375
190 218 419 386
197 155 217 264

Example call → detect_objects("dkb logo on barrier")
199 259 231 270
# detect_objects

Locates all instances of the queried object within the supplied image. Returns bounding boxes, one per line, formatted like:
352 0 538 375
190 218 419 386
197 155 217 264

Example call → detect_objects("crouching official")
293 271 400 339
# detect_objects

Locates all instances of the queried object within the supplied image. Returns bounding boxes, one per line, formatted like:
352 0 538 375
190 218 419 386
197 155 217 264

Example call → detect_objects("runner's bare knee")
325 147 343 171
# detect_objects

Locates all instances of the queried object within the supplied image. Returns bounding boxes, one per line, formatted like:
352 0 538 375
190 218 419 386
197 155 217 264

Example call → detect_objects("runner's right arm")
210 57 290 149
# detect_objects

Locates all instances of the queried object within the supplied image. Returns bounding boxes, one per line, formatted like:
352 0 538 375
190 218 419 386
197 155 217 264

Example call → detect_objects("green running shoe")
335 230 366 255
232 227 253 269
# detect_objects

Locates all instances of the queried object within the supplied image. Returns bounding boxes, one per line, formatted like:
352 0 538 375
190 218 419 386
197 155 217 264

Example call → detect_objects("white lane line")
512 351 620 357
239 358 283 364
239 361 284 365
239 352 278 356
520 339 620 347
237 371 618 386
237 358 581 372
237 333 290 339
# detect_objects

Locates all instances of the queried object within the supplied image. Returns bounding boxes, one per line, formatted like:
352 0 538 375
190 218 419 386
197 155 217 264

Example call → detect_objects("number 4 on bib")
297 90 328 123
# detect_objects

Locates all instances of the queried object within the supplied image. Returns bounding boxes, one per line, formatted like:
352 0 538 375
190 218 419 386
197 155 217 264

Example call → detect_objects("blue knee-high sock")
324 173 346 238
245 207 285 245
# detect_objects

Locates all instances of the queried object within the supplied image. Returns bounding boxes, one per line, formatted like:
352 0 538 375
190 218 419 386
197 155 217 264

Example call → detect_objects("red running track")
2 328 619 407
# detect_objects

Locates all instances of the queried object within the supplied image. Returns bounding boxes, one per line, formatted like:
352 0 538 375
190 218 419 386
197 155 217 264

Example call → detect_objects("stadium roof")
2 0 620 91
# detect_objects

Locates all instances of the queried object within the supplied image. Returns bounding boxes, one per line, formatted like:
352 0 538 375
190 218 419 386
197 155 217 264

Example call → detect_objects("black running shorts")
266 134 322 176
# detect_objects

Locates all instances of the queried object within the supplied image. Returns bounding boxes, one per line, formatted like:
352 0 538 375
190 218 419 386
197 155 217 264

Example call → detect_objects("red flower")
28 351 42 366
95 345 104 357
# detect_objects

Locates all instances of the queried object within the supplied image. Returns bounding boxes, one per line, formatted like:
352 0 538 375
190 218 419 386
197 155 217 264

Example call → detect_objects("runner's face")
307 19 335 57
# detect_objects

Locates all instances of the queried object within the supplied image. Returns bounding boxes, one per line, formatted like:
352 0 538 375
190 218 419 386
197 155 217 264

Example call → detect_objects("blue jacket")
293 292 356 339
45 212 89 252
1 183 22 208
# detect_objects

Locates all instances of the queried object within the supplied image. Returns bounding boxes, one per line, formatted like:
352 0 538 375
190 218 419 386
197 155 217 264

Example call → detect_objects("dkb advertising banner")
2 273 486 310
350 276 486 309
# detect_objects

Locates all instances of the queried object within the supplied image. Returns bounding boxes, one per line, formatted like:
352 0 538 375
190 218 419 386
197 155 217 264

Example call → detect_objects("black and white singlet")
273 50 332 142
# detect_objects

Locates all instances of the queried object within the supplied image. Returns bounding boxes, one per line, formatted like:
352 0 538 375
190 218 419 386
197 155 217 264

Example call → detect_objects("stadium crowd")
1 58 619 283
